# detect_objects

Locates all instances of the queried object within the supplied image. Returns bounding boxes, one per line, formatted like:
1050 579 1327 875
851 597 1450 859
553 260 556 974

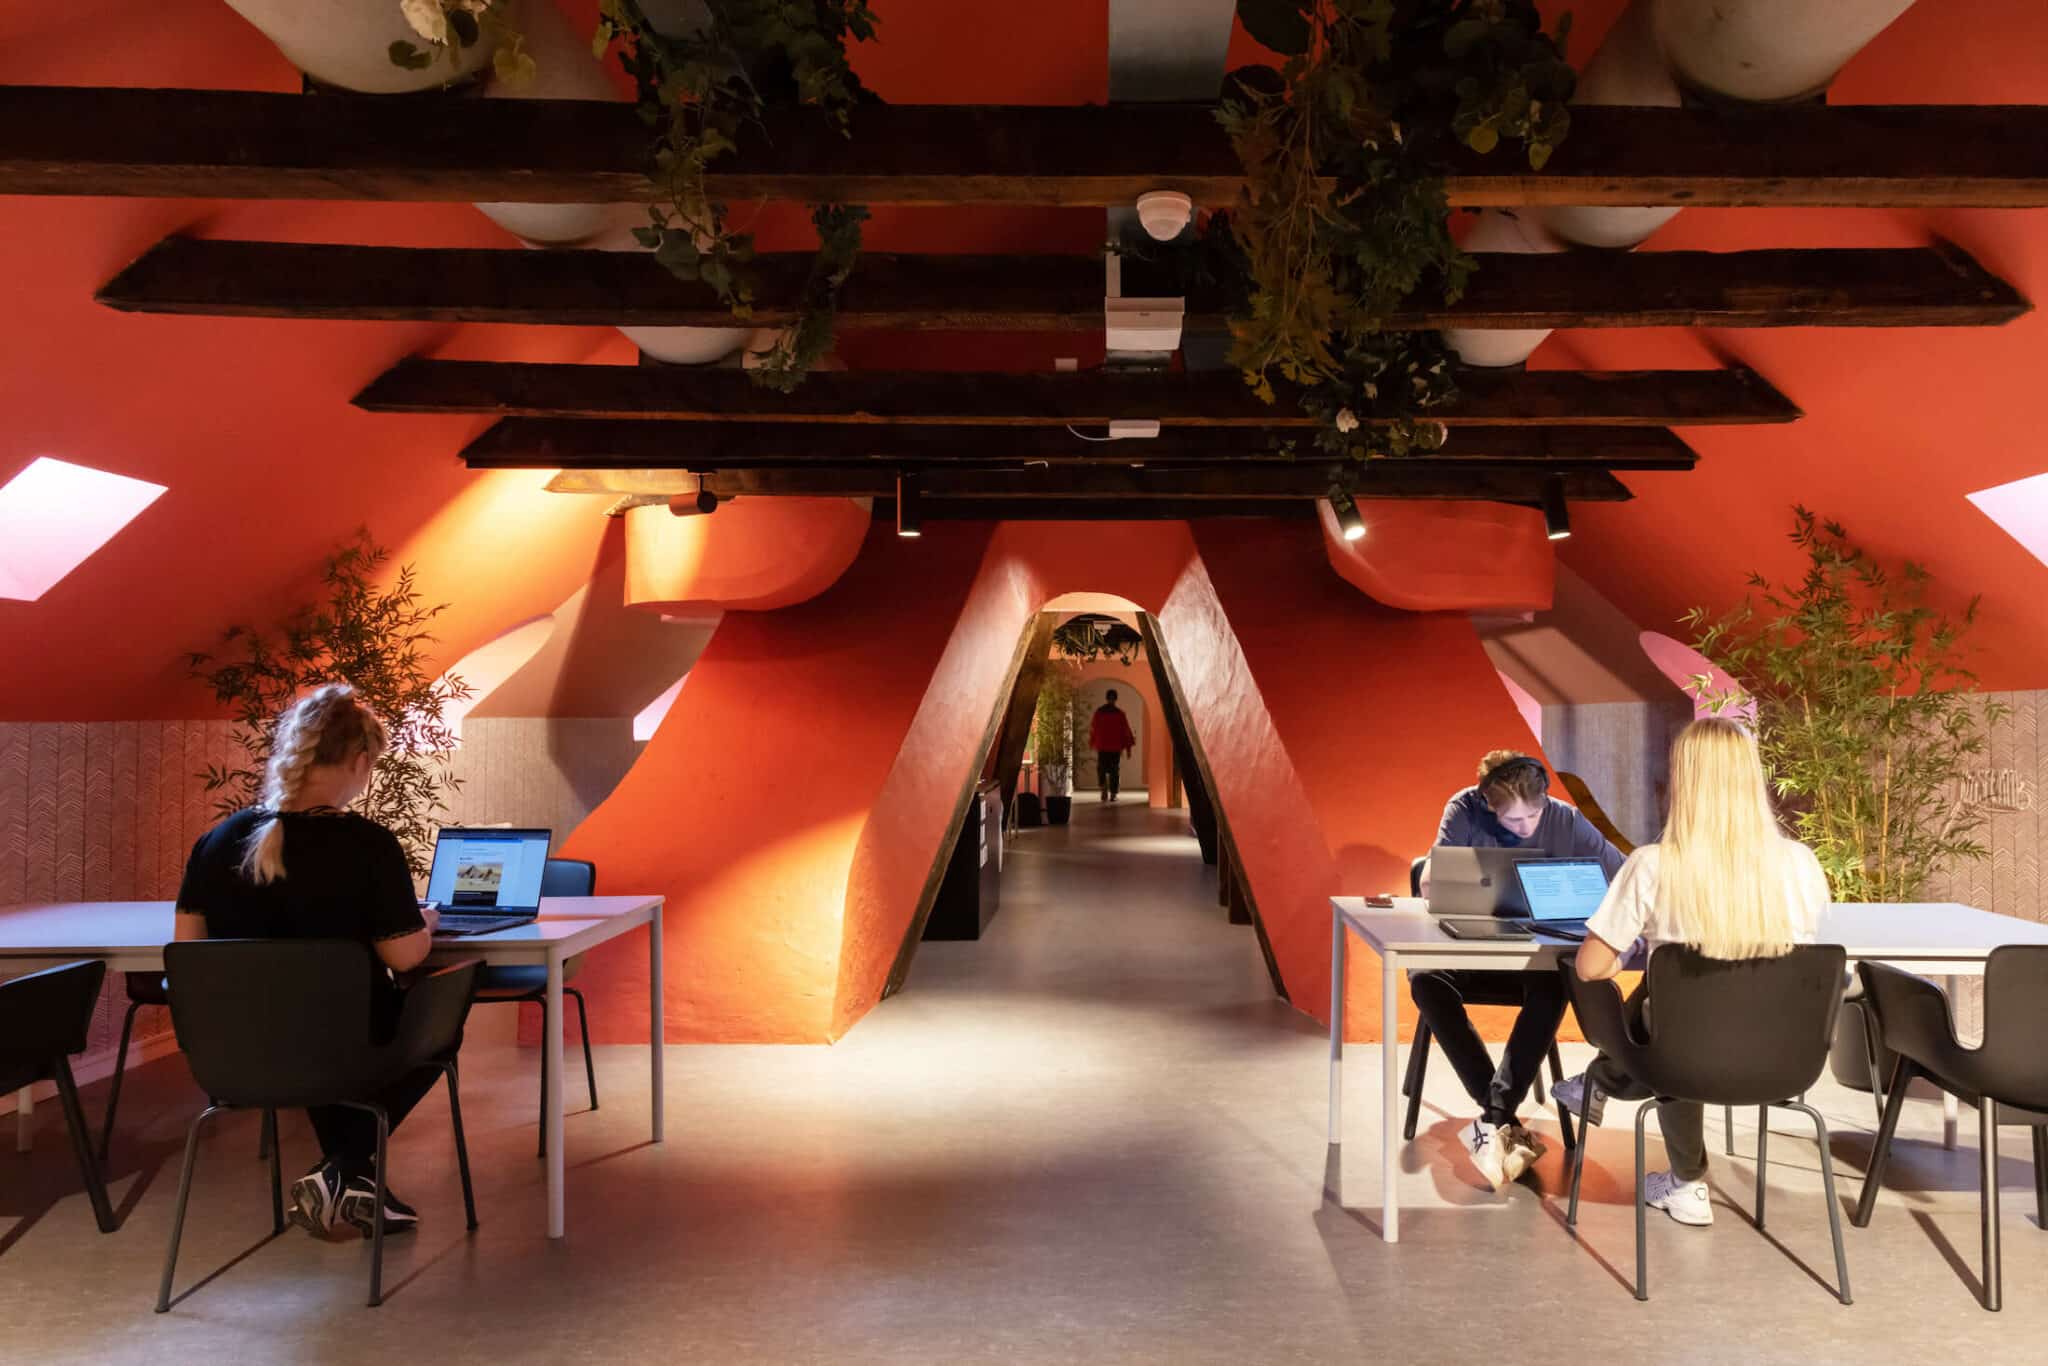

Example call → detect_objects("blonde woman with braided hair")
174 683 445 1240
1550 717 1829 1228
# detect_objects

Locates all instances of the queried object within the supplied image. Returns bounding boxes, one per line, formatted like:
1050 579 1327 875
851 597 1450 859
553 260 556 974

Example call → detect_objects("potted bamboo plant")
1034 662 1081 826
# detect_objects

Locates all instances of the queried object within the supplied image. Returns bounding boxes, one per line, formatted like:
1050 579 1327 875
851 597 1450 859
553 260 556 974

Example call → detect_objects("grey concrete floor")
5 798 2046 1363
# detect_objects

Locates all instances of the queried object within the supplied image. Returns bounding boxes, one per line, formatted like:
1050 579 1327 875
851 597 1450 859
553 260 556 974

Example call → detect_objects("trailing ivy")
1219 0 1574 464
594 0 878 388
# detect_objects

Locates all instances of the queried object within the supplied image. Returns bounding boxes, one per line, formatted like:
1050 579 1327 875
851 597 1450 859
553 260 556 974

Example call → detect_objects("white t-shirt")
1583 839 1829 956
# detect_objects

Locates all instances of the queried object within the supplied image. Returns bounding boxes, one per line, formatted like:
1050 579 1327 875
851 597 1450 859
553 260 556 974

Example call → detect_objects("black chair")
98 972 168 1162
1559 945 1852 1304
0 960 117 1234
1852 951 2048 1312
156 940 480 1310
1402 857 1576 1150
468 857 599 1158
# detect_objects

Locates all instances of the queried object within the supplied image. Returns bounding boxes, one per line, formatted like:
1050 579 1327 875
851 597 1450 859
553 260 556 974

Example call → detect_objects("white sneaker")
1643 1169 1714 1226
1549 1073 1606 1125
1466 1119 1510 1192
1501 1123 1548 1182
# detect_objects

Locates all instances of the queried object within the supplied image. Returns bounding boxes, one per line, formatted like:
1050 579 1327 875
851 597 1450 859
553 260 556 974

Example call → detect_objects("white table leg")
15 1086 30 1152
650 902 665 1144
1328 905 1344 1144
546 949 565 1239
1382 949 1400 1244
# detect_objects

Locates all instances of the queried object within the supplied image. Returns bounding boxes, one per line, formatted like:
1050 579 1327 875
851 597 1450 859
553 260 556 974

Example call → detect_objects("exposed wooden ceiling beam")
97 237 2029 330
693 466 1633 502
463 418 1698 469
358 361 1799 427
8 87 2048 207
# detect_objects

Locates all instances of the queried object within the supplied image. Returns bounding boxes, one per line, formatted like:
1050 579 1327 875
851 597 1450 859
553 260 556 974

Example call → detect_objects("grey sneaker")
1549 1073 1606 1125
1644 1170 1714 1226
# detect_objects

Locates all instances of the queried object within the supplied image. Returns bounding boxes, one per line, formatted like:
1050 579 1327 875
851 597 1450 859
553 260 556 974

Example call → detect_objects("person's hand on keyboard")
420 904 441 935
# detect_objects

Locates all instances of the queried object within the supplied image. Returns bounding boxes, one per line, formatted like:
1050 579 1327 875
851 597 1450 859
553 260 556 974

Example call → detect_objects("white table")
1328 896 2048 1243
0 894 664 1240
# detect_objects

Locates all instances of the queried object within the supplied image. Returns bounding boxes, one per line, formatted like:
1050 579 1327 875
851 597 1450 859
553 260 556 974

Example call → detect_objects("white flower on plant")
401 0 450 45
1334 408 1360 434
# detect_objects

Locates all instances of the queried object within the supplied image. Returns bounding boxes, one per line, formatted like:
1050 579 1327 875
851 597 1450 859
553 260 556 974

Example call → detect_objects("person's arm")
174 911 208 941
1571 848 1652 980
1571 933 1626 981
365 825 432 973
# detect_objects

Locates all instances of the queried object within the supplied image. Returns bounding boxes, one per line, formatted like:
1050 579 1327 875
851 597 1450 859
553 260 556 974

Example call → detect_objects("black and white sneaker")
338 1176 419 1238
287 1161 343 1238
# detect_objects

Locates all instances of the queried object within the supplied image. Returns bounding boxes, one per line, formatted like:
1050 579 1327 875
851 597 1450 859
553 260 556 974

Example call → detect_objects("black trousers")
1586 985 1708 1181
307 1065 443 1178
1096 751 1122 797
1407 968 1568 1126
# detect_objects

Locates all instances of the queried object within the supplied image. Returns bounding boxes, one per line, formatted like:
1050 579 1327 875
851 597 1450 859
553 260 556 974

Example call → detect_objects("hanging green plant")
1218 0 1574 463
594 0 877 391
1051 615 1144 667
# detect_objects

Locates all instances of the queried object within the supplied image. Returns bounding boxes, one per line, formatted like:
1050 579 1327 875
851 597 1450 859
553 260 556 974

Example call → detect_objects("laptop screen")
1513 859 1610 922
426 828 552 911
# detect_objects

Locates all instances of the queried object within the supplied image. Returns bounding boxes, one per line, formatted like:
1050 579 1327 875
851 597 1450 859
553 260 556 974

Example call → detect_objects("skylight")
1968 472 2048 569
0 457 167 601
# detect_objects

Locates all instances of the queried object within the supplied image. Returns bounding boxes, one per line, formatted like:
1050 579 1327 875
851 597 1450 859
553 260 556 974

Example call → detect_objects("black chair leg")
1778 1100 1852 1305
1634 1102 1652 1302
1755 1105 1770 1231
568 987 598 1111
52 1059 116 1233
1567 1083 1599 1229
98 999 142 1163
264 1109 283 1235
1859 1002 1889 1126
156 1105 221 1313
1401 1025 1432 1142
1853 1059 1915 1228
443 1062 479 1232
2032 1127 2048 1230
1548 1045 1576 1151
1981 1096 2002 1313
1724 1104 1735 1158
368 1105 391 1309
537 997 551 1160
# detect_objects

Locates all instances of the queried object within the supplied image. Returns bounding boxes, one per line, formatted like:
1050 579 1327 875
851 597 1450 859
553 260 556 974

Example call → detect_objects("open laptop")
1425 845 1541 917
1508 857 1612 941
423 827 553 936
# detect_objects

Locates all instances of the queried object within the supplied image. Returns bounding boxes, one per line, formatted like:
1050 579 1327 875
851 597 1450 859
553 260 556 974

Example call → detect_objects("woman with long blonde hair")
1550 717 1829 1226
173 683 444 1240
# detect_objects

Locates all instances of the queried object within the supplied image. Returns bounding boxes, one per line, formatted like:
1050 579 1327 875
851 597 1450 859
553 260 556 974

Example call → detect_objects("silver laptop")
423 826 553 936
1425 845 1541 917
1510 858 1612 940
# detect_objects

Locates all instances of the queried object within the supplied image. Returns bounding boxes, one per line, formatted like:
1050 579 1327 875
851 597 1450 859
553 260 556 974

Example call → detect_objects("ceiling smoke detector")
1135 190 1192 242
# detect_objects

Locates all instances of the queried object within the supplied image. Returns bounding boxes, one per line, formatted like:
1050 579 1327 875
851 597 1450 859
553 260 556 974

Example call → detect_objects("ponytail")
239 683 389 885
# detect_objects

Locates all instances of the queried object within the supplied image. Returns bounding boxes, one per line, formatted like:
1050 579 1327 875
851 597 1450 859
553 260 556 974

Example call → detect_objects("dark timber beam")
9 88 2048 206
98 237 2029 330
462 418 1699 470
361 361 1800 427
698 466 1634 502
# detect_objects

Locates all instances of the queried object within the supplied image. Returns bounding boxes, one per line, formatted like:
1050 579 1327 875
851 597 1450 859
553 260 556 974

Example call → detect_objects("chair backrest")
0 960 106 1087
1973 945 2048 1108
1409 857 1426 898
1634 944 1847 1106
541 857 596 898
164 939 391 1107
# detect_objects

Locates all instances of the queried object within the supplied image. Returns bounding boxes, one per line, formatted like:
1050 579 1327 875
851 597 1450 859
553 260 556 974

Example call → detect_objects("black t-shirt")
177 807 425 946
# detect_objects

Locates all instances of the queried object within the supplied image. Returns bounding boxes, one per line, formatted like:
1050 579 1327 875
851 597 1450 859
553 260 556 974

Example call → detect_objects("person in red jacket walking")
1088 690 1137 803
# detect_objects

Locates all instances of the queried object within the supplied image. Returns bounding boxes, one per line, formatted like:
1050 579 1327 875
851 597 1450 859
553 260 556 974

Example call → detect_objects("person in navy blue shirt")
1415 750 1625 1191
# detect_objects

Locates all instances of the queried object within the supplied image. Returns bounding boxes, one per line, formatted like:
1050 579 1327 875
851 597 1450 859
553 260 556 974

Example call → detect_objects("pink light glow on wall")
1494 668 1543 743
0 457 166 601
1638 631 1753 721
633 672 689 742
